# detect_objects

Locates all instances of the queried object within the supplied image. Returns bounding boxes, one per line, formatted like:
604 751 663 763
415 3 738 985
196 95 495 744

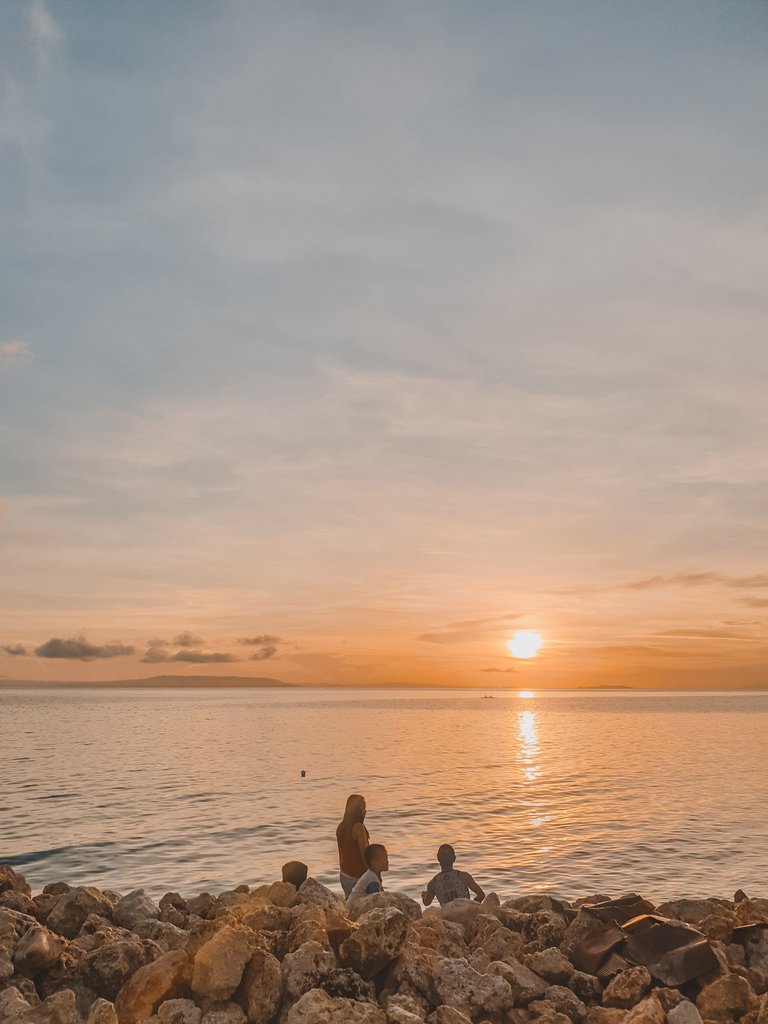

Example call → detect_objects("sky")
1 0 767 687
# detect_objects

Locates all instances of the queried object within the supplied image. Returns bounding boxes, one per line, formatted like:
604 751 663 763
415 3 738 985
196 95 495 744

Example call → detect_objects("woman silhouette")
336 793 370 897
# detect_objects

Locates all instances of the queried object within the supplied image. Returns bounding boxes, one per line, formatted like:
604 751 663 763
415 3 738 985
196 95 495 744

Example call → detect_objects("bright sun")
507 630 543 659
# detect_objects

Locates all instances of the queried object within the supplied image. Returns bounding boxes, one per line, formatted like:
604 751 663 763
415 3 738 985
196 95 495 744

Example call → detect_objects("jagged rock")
36 893 65 921
426 1009 472 1024
113 892 160 931
0 986 32 1022
745 929 768 974
0 890 39 917
383 993 427 1024
570 972 601 1003
81 938 161 1001
133 921 187 952
22 988 83 1023
583 1010 626 1024
296 880 346 917
47 891 115 940
285 989 385 1023
338 908 409 979
667 1002 703 1024
237 948 282 1024
0 865 32 898
655 900 726 925
432 957 515 1018
525 950 574 985
156 999 202 1023
192 926 251 1002
523 912 568 950
114 950 192 1024
602 968 651 1010
348 893 422 924
487 959 548 1004
0 946 13 982
540 985 586 1020
438 901 485 930
239 904 292 935
733 901 768 928
186 896 220 920
13 924 68 978
392 944 442 1001
740 993 768 1024
386 1007 424 1024
476 924 524 965
410 917 466 959
160 895 186 913
199 1003 246 1024
281 941 336 1006
318 967 375 1002
261 883 299 909
697 913 735 944
86 1000 119 1024
623 996 664 1024
653 988 684 1013
696 975 758 1021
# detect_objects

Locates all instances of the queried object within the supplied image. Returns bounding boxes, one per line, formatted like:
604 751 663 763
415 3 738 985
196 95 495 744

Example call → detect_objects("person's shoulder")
458 869 475 883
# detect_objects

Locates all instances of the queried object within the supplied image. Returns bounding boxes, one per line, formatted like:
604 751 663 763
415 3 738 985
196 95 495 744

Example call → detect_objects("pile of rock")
1 863 767 1024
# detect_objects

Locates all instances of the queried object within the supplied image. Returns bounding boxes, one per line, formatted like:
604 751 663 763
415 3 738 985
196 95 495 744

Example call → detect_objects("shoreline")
1 865 766 1024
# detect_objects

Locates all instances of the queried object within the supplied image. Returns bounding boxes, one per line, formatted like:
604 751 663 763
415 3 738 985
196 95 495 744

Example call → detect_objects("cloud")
34 635 135 660
250 645 277 661
27 0 64 66
172 631 204 647
623 572 768 591
238 635 282 646
0 340 32 368
2 644 29 656
419 615 520 645
652 628 760 641
141 646 169 663
742 598 768 609
481 667 516 674
170 649 236 664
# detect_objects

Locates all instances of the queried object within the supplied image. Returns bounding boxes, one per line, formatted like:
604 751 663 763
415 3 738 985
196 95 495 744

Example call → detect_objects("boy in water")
347 843 389 905
422 844 485 906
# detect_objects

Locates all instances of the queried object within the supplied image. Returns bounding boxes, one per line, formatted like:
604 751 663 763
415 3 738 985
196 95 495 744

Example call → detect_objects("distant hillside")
0 675 293 689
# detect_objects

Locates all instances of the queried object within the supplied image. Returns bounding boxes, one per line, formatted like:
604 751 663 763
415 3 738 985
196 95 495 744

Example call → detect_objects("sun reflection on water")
518 708 539 782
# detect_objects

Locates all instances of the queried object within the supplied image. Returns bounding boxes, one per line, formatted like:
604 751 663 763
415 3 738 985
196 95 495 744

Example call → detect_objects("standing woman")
336 794 369 897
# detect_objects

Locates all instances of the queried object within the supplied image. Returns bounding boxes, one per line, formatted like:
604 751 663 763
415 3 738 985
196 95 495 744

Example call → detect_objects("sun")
507 629 543 659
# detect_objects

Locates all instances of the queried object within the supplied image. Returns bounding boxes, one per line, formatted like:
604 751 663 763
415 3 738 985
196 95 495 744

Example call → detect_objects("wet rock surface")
1 866 766 1024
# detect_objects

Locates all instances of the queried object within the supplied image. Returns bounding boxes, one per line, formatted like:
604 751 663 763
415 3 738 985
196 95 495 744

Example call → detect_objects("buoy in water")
300 770 306 778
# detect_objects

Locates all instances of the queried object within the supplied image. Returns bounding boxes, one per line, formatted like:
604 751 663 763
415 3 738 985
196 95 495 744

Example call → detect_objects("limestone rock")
540 985 586 1020
338 908 409 979
623 996 664 1024
114 950 191 1024
318 967 375 1002
602 968 651 1010
87 1001 119 1024
432 957 515 1018
285 989 385 1024
655 901 725 926
570 972 602 1003
281 940 337 1006
192 926 251 1002
525 949 575 985
296 881 346 917
262 883 299 909
426 1009 472 1024
186 895 220 921
0 890 39 917
438 901 485 930
0 946 14 982
667 1002 703 1024
347 893 422 924
487 959 548 1004
391 943 442 1001
113 892 160 931
0 986 32 1022
652 988 684 1013
383 993 427 1024
81 938 161 1001
696 975 757 1021
200 1003 246 1024
733 901 768 928
583 1010 626 1024
47 891 115 940
22 988 83 1023
238 948 282 1024
156 999 202 1023
0 865 32 898
13 924 67 978
133 921 187 952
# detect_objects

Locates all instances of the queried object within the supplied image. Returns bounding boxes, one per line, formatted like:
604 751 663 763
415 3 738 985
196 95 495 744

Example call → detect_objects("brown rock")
156 999 202 1023
22 988 83 1023
623 995 664 1024
47 890 115 940
200 1002 246 1024
426 1009 472 1024
81 938 161 1001
237 948 282 1024
13 924 68 978
432 957 515 1018
192 926 251 1002
583 1009 627 1024
0 865 32 898
696 975 758 1021
0 986 32 1022
286 989 386 1023
87 1000 119 1024
114 950 191 1024
487 959 547 1005
295 880 347 917
602 968 651 1010
338 908 409 980
525 950 574 986
347 893 422 924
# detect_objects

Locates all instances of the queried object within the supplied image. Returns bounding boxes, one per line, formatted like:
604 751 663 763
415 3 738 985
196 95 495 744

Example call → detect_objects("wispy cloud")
623 572 768 591
2 644 29 656
172 631 204 647
0 340 32 368
250 645 277 661
34 635 135 660
238 635 282 646
170 649 235 664
419 615 520 645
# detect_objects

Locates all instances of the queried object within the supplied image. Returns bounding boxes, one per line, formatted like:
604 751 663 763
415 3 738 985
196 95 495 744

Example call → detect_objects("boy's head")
364 843 389 874
437 844 456 869
281 861 308 888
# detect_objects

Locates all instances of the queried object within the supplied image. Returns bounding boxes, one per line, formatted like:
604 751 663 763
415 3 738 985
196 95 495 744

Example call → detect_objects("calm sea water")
2 688 767 904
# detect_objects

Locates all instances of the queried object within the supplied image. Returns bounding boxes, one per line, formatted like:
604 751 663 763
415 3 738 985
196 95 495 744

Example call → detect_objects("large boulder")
86 1000 119 1024
524 949 574 985
13 924 67 978
156 999 202 1023
199 1003 246 1024
667 1002 703 1024
281 941 336 1006
285 989 385 1024
0 865 32 898
696 975 758 1021
601 967 651 1010
347 893 422 924
20 988 83 1023
0 986 33 1021
81 938 161 1001
296 881 346 917
113 891 160 931
114 949 192 1024
338 908 409 979
432 957 515 1018
191 926 252 1002
237 948 282 1024
487 959 547 1004
427 1010 472 1024
656 900 728 926
47 891 115 940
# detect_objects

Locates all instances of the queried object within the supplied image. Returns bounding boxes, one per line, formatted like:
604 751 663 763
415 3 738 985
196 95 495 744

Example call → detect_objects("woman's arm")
352 822 368 862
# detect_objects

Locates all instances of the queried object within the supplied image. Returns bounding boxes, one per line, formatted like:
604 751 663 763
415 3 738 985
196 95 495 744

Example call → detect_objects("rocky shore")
1 865 767 1024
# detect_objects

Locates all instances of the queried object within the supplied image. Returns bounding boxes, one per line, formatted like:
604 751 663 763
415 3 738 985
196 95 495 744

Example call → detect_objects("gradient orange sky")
1 2 767 688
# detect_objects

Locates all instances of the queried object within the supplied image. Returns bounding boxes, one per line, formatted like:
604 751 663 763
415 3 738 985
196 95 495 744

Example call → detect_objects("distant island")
0 675 293 689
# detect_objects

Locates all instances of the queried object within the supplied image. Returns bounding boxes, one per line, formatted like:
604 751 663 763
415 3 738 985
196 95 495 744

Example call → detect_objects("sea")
2 687 767 904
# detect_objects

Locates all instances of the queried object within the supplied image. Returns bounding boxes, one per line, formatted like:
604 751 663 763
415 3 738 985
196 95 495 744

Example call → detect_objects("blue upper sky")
1 1 767 686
